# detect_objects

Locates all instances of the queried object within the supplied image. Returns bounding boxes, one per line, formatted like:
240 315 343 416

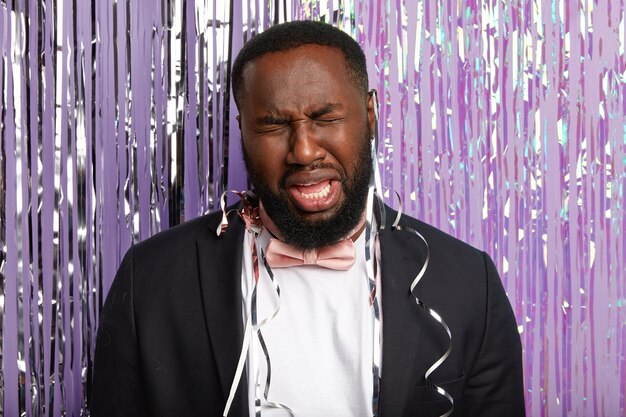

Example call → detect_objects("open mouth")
286 178 341 213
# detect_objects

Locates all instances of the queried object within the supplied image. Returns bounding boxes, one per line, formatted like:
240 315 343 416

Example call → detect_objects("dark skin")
237 44 376 235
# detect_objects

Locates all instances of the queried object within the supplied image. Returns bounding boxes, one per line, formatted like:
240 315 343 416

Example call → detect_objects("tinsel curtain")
1 0 625 416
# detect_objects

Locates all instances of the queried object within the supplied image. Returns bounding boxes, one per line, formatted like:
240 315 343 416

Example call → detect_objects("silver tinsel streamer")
1 0 626 415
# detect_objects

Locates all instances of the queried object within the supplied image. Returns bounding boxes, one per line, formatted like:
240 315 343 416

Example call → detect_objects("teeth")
300 183 331 199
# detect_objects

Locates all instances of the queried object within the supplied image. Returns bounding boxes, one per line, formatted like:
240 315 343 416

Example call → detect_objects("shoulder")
130 211 218 258
382 206 504 329
387 207 490 276
106 208 245 320
116 208 243 287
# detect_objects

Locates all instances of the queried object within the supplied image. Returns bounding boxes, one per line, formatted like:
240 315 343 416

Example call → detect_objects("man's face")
238 44 375 249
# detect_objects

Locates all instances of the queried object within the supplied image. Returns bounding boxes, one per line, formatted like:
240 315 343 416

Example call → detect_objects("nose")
285 121 326 166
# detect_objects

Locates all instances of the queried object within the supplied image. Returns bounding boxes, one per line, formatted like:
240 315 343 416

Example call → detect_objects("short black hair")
231 20 369 108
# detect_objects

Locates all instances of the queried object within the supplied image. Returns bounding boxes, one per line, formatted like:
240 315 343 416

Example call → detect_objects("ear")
367 89 378 136
236 114 241 130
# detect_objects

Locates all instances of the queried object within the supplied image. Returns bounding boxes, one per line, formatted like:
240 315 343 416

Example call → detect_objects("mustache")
279 162 347 187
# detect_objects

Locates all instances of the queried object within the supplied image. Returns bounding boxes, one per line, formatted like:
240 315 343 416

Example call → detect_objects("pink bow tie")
264 238 356 270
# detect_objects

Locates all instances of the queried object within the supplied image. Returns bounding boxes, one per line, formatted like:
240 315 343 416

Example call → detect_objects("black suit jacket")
90 206 525 416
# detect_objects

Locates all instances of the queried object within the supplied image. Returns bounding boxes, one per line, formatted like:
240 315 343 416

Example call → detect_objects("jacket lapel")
197 211 249 416
378 215 429 416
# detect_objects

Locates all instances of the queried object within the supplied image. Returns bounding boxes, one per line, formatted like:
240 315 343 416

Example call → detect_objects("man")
90 20 525 416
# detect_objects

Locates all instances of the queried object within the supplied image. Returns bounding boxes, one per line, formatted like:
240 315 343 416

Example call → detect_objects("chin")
296 213 339 227
292 204 343 222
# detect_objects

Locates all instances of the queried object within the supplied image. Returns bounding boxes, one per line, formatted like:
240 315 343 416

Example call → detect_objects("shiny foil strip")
254 252 295 416
374 88 452 415
217 191 293 417
393 194 454 416
1 0 243 414
2 0 626 415
367 89 383 416
364 189 382 416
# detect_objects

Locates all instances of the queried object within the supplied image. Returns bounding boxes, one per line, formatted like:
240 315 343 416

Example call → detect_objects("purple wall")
1 1 625 415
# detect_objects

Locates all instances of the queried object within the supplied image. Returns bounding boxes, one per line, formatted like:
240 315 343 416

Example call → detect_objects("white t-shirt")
240 228 378 417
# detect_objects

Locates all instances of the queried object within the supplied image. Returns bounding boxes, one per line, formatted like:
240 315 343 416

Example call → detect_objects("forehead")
240 45 360 111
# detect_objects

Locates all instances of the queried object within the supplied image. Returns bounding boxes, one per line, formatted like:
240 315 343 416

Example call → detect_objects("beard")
243 126 372 250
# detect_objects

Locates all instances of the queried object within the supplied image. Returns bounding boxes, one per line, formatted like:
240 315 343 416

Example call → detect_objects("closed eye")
253 116 290 133
263 116 290 125
308 103 345 124
254 125 287 134
316 116 342 122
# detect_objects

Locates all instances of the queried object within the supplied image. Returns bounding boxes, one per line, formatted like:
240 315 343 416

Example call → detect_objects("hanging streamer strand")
391 191 454 417
218 190 293 417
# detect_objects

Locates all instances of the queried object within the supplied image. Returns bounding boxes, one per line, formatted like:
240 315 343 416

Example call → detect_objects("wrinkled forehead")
239 45 360 106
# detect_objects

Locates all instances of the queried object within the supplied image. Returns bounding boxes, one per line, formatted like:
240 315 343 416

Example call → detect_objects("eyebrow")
257 115 290 125
307 103 344 118
254 102 345 125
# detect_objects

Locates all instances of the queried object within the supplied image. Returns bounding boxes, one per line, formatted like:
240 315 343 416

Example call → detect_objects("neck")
347 212 367 242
